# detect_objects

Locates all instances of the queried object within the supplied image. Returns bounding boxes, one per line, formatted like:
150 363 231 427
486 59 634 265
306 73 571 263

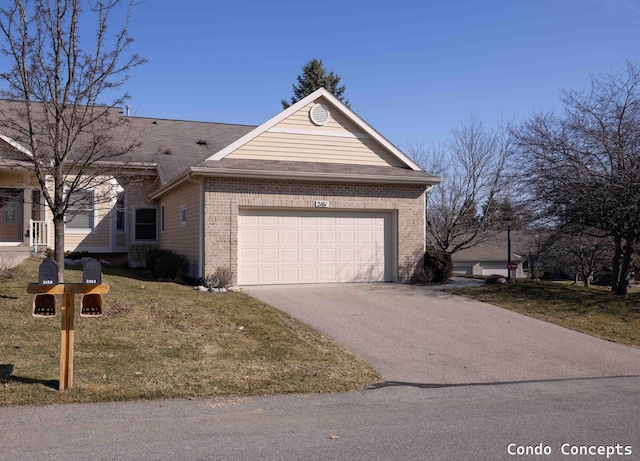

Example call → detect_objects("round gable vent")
309 103 330 126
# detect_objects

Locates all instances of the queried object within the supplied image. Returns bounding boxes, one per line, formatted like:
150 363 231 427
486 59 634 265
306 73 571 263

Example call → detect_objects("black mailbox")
83 258 102 285
38 259 59 286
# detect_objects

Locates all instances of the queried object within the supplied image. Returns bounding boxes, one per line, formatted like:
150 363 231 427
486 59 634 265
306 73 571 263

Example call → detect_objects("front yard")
450 279 640 349
0 258 381 406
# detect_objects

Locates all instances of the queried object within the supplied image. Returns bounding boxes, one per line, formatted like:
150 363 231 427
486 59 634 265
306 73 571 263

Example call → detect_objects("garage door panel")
262 229 279 244
282 229 298 244
261 248 279 263
301 266 318 282
261 267 280 283
357 230 373 244
301 229 318 244
281 248 299 263
301 248 318 263
339 230 355 244
240 229 259 245
281 267 299 282
239 248 259 264
320 230 336 244
238 209 393 285
320 248 336 262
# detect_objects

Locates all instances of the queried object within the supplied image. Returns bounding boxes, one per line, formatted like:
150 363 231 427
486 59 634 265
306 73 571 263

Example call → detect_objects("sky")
115 0 640 150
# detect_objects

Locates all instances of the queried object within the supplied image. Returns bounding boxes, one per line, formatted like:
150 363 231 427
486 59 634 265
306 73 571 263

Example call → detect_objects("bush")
128 243 157 268
486 274 507 284
65 250 91 260
145 249 189 281
202 266 233 289
422 248 453 284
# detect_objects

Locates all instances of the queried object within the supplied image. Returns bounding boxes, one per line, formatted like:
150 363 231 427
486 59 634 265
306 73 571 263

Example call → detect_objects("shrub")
65 250 91 260
422 248 453 284
145 249 189 280
202 266 233 288
128 243 157 268
486 274 507 284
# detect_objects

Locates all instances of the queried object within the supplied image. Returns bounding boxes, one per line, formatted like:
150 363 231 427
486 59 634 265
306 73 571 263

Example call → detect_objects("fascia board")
150 165 443 201
0 132 33 158
189 166 444 185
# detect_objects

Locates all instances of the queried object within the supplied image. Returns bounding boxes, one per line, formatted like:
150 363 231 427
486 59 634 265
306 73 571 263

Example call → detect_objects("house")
451 232 525 278
0 88 442 285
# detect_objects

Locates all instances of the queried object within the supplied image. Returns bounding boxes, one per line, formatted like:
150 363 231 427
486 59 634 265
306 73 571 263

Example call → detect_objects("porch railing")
30 220 49 250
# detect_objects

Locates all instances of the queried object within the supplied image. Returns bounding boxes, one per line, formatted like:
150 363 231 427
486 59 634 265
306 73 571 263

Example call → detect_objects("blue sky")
119 0 640 149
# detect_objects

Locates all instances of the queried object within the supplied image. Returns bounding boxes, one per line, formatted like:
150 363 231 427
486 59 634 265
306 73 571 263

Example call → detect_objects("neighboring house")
451 232 525 278
0 88 442 285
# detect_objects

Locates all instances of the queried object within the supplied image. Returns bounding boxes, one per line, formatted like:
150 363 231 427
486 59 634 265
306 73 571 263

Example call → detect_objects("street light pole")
506 217 512 282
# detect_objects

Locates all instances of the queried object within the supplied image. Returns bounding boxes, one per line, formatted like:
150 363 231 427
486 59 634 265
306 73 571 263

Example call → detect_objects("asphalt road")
1 376 639 460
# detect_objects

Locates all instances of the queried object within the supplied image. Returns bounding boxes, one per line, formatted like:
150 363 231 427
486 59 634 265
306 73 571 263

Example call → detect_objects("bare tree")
408 115 513 254
515 61 640 296
542 229 612 287
0 0 145 279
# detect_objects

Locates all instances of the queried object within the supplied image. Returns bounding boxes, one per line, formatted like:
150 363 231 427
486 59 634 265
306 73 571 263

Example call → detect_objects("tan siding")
228 99 406 167
158 179 201 276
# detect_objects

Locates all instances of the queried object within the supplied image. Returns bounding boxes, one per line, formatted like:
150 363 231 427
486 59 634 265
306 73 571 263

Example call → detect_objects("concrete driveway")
244 280 640 384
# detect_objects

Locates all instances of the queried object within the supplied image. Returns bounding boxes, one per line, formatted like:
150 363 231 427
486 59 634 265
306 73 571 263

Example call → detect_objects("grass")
0 258 381 406
449 278 640 349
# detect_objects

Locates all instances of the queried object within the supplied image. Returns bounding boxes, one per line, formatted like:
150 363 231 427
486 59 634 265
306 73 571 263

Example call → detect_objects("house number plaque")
315 200 329 208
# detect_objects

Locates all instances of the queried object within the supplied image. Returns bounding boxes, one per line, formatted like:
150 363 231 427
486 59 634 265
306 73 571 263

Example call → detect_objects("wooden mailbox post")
28 259 109 391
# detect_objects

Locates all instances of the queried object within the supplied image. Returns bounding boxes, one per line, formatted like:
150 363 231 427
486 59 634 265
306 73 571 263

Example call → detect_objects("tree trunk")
611 235 633 298
54 214 65 283
612 237 622 293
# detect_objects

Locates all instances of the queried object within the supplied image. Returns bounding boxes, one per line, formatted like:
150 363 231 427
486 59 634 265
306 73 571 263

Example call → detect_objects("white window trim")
64 189 96 234
180 205 187 226
116 192 126 233
133 206 158 243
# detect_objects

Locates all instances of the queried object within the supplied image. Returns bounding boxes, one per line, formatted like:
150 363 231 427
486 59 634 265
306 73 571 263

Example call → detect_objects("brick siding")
203 177 426 285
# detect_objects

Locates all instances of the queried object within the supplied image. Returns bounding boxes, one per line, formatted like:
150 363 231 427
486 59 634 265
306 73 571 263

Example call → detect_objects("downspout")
186 172 205 279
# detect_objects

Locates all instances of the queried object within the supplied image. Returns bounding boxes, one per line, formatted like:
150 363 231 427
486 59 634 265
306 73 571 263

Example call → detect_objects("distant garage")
237 208 395 285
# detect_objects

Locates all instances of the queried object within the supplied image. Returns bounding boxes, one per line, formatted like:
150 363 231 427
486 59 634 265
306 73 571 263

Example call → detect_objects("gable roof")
121 117 255 184
205 88 423 171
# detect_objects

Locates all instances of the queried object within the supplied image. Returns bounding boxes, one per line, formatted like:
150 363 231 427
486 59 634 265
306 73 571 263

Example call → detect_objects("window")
116 192 125 232
66 190 94 230
134 208 157 242
180 205 187 225
135 208 157 241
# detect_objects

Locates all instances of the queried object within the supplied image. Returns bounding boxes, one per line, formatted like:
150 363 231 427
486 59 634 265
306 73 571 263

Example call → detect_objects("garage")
238 209 394 285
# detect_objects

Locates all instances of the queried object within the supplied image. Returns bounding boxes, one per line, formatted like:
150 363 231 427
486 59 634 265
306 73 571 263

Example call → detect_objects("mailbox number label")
41 280 54 285
315 200 329 208
85 279 97 284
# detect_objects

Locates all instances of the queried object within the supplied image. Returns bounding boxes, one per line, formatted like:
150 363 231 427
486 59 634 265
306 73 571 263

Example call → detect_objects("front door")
0 189 23 242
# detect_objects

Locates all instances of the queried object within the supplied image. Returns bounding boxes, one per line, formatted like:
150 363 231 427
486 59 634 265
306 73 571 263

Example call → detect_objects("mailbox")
38 259 59 286
82 258 102 285
80 294 103 317
33 293 57 317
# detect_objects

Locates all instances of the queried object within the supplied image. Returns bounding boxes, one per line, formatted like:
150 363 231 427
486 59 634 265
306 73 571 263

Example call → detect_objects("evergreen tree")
281 58 350 109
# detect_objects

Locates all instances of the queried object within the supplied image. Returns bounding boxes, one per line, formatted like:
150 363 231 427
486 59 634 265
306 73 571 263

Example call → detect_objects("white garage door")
238 209 393 285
